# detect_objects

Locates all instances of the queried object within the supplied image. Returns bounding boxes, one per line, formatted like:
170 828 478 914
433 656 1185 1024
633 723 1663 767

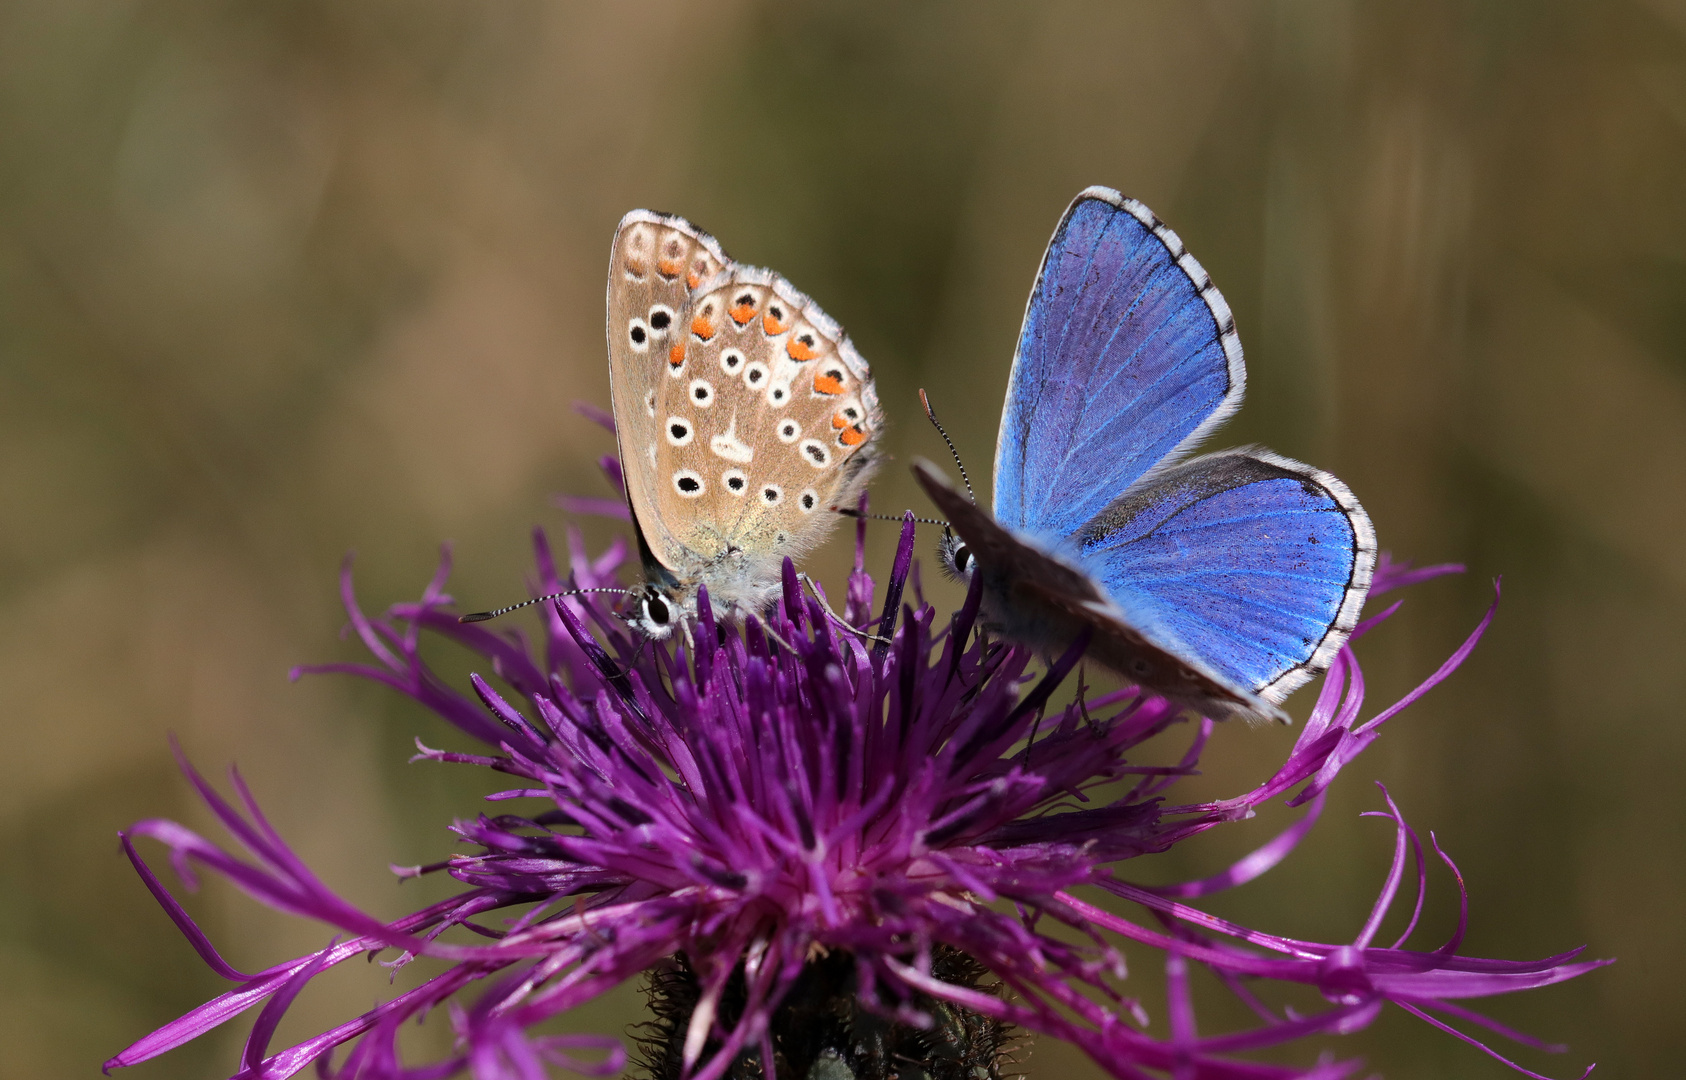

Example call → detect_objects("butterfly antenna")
459 587 633 624
919 388 975 503
830 507 948 527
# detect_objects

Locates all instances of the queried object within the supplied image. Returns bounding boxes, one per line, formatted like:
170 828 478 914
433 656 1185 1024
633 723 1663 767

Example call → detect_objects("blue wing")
992 187 1244 540
1076 449 1377 702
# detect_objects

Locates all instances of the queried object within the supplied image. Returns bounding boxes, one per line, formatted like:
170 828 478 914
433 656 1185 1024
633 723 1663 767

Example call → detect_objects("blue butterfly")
913 187 1376 723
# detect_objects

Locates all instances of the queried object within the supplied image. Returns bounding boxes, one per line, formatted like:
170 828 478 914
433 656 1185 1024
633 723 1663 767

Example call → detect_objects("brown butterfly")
606 211 884 638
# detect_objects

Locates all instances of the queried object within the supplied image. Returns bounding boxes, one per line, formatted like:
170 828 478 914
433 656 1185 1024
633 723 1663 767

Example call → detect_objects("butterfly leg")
1074 665 1103 733
758 618 798 654
800 573 891 646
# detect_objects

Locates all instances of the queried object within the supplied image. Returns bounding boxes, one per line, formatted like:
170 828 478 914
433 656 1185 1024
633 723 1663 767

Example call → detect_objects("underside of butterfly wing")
607 211 732 576
645 267 882 609
608 209 883 618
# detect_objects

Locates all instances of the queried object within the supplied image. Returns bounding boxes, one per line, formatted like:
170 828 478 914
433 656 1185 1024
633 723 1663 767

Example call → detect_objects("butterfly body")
917 188 1375 723
608 211 882 637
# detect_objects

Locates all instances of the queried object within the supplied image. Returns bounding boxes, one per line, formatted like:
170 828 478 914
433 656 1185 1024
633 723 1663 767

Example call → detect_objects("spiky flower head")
108 512 1605 1080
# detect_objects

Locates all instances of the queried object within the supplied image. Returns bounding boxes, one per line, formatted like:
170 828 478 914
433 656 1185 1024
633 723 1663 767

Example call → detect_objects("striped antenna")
831 506 948 527
459 587 633 624
919 389 975 503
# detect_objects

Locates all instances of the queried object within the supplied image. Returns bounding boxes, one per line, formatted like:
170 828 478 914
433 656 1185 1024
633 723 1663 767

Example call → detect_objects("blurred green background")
4 1 1684 1076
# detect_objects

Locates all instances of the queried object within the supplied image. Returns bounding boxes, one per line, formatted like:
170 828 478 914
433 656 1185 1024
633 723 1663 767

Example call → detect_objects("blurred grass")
3 1 1684 1076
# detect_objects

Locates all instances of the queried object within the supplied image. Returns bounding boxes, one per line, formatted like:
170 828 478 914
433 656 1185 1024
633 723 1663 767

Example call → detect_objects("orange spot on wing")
624 257 647 278
657 258 683 278
690 316 716 341
813 372 845 396
831 413 848 429
762 312 788 335
687 270 702 289
668 344 686 368
729 302 755 326
838 425 866 447
787 337 819 362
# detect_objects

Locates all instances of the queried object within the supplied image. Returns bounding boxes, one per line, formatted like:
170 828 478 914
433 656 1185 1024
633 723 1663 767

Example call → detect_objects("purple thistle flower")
107 510 1607 1080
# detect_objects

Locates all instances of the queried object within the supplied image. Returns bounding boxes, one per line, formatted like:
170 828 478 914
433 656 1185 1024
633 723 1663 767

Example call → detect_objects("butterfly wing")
913 459 1266 718
993 188 1244 540
610 210 883 614
607 211 733 574
1076 448 1376 705
644 261 883 605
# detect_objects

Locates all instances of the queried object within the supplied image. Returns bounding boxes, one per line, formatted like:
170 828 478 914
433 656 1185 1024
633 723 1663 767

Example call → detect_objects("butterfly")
606 210 884 639
913 187 1376 723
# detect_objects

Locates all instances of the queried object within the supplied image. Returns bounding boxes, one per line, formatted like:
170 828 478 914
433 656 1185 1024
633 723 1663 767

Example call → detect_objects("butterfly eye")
642 593 671 626
953 545 972 573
